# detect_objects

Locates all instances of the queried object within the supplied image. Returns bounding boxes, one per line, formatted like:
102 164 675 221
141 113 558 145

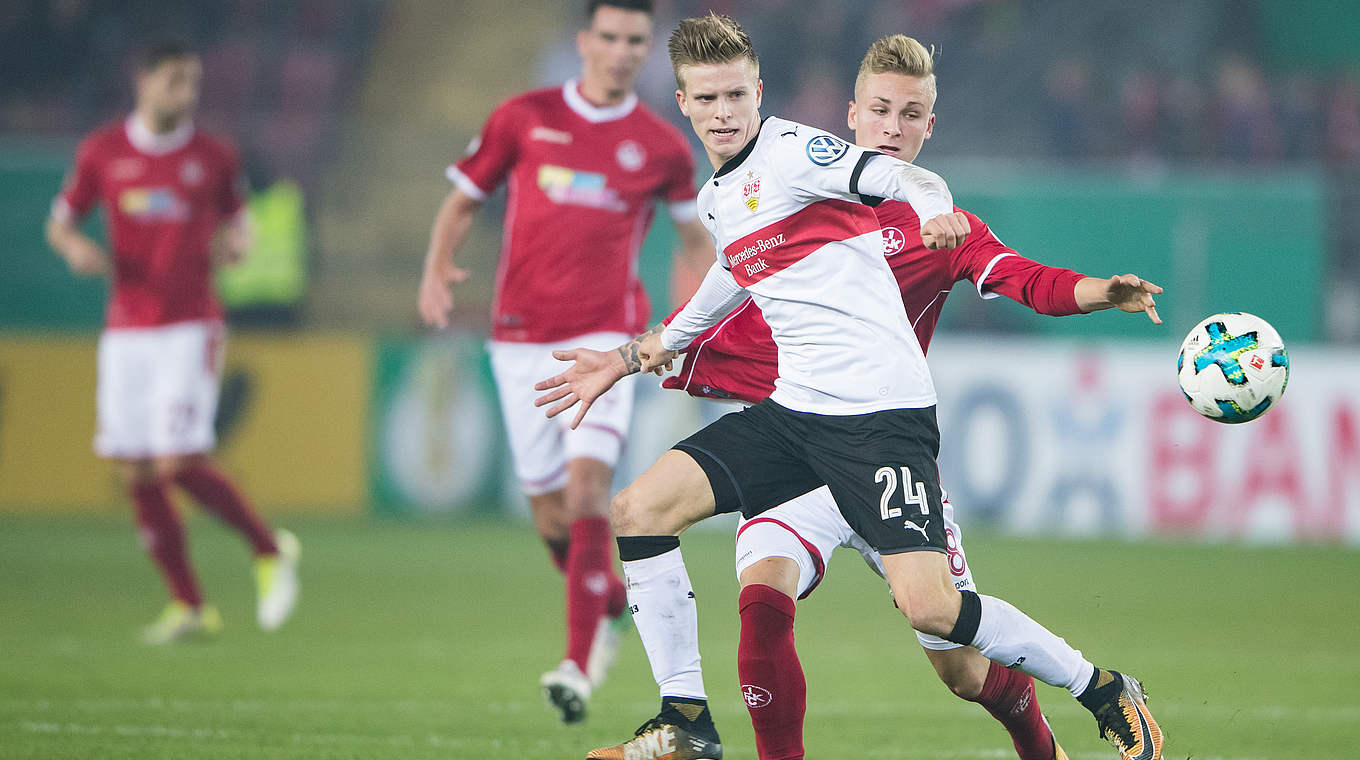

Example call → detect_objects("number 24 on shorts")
875 466 929 520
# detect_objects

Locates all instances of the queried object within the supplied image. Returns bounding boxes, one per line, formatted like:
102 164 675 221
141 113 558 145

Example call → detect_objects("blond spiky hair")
667 12 759 90
856 34 937 101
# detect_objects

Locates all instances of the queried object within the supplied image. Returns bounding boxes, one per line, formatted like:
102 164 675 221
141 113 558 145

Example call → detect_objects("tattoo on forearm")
617 322 665 374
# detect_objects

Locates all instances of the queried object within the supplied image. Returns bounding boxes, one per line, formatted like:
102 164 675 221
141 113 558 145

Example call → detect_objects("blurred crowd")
1037 55 1360 165
4 0 1358 338
0 0 380 189
588 0 1360 168
8 1 1360 177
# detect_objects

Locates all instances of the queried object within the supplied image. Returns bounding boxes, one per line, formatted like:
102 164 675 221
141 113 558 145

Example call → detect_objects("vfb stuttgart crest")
742 171 760 212
882 226 906 256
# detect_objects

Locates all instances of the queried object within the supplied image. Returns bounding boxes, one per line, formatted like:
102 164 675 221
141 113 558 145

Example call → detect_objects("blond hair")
667 12 759 90
856 34 936 101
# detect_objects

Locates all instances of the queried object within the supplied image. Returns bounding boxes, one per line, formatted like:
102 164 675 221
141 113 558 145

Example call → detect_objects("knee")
933 654 987 700
611 485 686 536
121 460 158 487
738 557 802 599
894 586 961 639
609 487 642 535
153 455 192 481
527 493 569 539
943 673 977 699
564 466 612 519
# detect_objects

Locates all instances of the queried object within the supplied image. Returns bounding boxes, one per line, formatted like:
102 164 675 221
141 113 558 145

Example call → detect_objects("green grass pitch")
2 514 1358 759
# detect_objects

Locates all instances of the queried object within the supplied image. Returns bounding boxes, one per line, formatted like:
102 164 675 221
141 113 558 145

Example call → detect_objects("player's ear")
675 89 689 117
924 112 935 140
847 100 857 131
755 79 763 109
576 28 589 58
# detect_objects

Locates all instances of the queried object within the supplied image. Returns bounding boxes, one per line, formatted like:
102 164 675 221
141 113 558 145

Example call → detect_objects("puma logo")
903 518 929 541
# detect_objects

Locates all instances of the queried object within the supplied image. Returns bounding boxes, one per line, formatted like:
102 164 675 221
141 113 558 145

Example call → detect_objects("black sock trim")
1077 668 1118 711
945 590 982 645
617 535 680 562
661 696 717 737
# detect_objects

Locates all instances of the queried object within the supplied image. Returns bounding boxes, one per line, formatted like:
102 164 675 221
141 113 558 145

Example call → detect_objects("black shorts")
674 400 945 555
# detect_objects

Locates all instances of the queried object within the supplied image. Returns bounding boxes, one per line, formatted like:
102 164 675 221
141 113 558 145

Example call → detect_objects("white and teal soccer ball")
1177 312 1289 424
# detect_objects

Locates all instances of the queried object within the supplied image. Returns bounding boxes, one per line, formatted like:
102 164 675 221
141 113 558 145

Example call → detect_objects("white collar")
125 114 195 155
562 78 637 123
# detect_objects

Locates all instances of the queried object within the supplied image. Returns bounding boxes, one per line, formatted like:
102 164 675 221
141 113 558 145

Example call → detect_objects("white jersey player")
539 15 1165 760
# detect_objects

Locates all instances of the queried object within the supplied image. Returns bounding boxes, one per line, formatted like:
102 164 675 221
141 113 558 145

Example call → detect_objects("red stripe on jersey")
725 199 881 288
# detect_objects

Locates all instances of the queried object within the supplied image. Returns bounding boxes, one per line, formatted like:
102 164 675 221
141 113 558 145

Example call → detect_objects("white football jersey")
694 117 937 415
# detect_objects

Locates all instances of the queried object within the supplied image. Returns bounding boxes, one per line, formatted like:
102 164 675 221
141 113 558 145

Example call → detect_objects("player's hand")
211 234 246 267
418 258 471 329
534 347 630 429
212 214 252 267
215 246 245 267
920 211 970 250
1102 273 1163 324
635 330 677 376
63 237 110 276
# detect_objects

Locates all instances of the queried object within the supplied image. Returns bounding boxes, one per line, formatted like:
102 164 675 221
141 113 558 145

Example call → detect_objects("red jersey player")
45 41 299 645
415 0 714 724
657 36 1165 760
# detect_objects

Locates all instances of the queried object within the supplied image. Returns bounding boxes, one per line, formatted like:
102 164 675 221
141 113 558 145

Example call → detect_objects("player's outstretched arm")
535 262 744 427
662 260 750 346
1074 274 1164 324
45 215 109 277
534 323 675 429
417 188 481 329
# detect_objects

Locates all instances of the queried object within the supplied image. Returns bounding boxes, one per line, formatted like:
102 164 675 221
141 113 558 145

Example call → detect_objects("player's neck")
575 77 629 108
127 110 194 155
706 119 761 171
135 108 184 136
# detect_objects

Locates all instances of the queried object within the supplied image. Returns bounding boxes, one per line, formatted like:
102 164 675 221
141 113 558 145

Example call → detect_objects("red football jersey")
448 79 698 343
663 200 1087 402
53 117 243 329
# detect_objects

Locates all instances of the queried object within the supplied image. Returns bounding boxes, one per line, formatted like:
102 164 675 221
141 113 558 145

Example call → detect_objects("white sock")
972 594 1096 697
622 547 707 700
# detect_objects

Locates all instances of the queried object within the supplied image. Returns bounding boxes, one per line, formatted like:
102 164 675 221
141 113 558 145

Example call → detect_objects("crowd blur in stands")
0 0 379 190
4 0 1357 338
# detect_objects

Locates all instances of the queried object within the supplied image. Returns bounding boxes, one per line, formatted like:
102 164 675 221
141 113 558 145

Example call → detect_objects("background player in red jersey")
415 0 715 724
44 41 299 645
658 35 1164 760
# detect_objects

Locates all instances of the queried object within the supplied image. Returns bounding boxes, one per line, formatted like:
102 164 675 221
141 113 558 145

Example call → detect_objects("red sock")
564 516 620 669
738 584 806 760
545 537 570 574
970 661 1055 760
174 463 278 555
131 481 202 607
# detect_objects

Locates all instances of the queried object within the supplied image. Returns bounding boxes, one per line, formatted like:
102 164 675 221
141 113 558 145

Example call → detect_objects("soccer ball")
1177 312 1289 423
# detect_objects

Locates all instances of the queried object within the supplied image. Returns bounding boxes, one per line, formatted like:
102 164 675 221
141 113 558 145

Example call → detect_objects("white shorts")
95 320 224 460
735 486 976 651
488 332 636 496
